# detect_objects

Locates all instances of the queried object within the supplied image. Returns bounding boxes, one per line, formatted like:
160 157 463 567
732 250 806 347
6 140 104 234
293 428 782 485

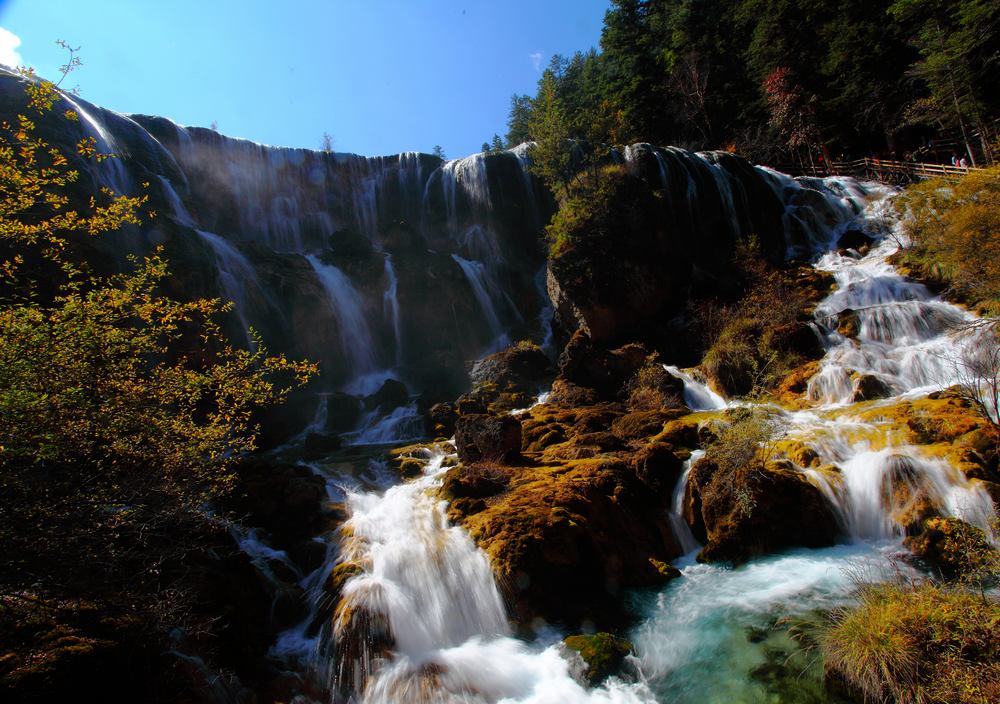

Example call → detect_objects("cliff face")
0 72 872 440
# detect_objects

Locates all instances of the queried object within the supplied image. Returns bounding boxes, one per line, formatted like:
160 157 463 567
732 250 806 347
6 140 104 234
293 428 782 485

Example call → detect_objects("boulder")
454 414 522 463
853 373 891 402
629 442 687 495
302 432 342 458
449 456 681 630
470 344 551 395
563 633 634 686
228 459 328 550
684 457 840 564
836 309 860 339
324 392 363 434
455 394 487 415
904 516 996 578
836 228 873 252
441 462 512 501
426 402 458 437
363 379 409 413
557 331 656 400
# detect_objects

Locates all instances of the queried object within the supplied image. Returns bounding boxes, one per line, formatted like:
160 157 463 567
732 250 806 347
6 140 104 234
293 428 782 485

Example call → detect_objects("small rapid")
627 175 998 701
331 450 656 703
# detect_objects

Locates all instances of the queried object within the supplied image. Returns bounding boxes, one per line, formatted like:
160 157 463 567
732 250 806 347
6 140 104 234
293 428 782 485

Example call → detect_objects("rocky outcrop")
442 391 696 630
562 633 635 686
684 457 840 564
545 159 786 347
853 373 891 401
444 454 681 631
454 414 523 463
904 516 997 577
468 343 552 411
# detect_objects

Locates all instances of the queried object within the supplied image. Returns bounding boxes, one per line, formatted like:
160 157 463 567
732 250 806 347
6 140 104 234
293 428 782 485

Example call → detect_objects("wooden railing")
769 158 983 183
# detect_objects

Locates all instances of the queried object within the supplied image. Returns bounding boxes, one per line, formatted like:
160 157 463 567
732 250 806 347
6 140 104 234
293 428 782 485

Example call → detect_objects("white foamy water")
332 451 656 703
663 365 728 411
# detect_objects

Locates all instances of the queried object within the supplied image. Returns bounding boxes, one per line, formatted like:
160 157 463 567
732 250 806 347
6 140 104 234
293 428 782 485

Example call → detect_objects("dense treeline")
507 0 1000 165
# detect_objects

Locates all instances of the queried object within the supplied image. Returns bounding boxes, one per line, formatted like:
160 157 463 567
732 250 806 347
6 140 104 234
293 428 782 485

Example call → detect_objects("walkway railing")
770 158 983 183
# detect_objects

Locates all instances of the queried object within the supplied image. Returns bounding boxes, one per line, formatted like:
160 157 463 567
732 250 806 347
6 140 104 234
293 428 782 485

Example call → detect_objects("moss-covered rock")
448 453 682 630
454 414 522 463
469 343 553 412
685 457 840 564
904 516 997 578
562 632 634 686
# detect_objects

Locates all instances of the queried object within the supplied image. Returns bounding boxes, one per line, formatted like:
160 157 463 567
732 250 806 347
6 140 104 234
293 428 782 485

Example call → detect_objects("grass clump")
624 364 683 411
823 580 1000 703
701 407 782 518
894 166 1000 315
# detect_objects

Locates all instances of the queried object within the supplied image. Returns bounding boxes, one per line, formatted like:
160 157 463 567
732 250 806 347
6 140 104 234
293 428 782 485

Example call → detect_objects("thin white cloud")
0 27 23 69
529 52 542 73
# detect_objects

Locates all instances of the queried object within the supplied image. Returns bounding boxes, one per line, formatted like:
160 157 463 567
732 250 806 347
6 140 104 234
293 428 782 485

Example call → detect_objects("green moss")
648 557 682 580
563 632 633 685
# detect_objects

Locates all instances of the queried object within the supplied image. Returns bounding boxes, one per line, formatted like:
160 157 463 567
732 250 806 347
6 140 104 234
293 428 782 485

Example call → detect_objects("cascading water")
627 176 998 701
806 235 979 405
197 229 265 349
669 450 703 555
382 255 402 366
305 254 379 378
452 254 511 351
331 450 656 703
663 365 728 412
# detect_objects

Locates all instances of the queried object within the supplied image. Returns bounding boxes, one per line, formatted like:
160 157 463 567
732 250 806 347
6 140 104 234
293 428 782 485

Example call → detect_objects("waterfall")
305 254 378 377
806 236 980 405
60 92 131 195
332 450 655 703
343 402 425 447
441 153 492 216
382 255 402 366
196 229 262 349
663 366 728 411
452 254 510 351
669 450 703 555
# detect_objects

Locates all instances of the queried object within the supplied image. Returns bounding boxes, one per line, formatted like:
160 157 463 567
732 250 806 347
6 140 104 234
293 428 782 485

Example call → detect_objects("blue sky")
0 0 610 158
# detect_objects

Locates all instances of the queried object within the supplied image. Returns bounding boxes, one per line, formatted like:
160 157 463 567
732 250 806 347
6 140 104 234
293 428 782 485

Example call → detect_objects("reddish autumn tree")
762 66 821 168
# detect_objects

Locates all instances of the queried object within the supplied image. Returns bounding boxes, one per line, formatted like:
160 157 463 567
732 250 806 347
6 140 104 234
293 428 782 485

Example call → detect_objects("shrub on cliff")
546 165 683 343
699 238 815 397
894 166 1000 314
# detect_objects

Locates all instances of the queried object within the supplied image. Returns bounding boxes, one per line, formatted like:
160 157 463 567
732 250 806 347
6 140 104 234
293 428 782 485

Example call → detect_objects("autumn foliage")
0 67 315 692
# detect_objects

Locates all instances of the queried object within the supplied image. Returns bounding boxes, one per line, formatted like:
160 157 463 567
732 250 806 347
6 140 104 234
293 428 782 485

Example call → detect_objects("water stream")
630 179 997 701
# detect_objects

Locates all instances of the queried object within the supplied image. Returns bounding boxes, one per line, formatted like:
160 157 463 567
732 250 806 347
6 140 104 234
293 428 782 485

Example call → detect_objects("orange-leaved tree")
0 59 316 634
